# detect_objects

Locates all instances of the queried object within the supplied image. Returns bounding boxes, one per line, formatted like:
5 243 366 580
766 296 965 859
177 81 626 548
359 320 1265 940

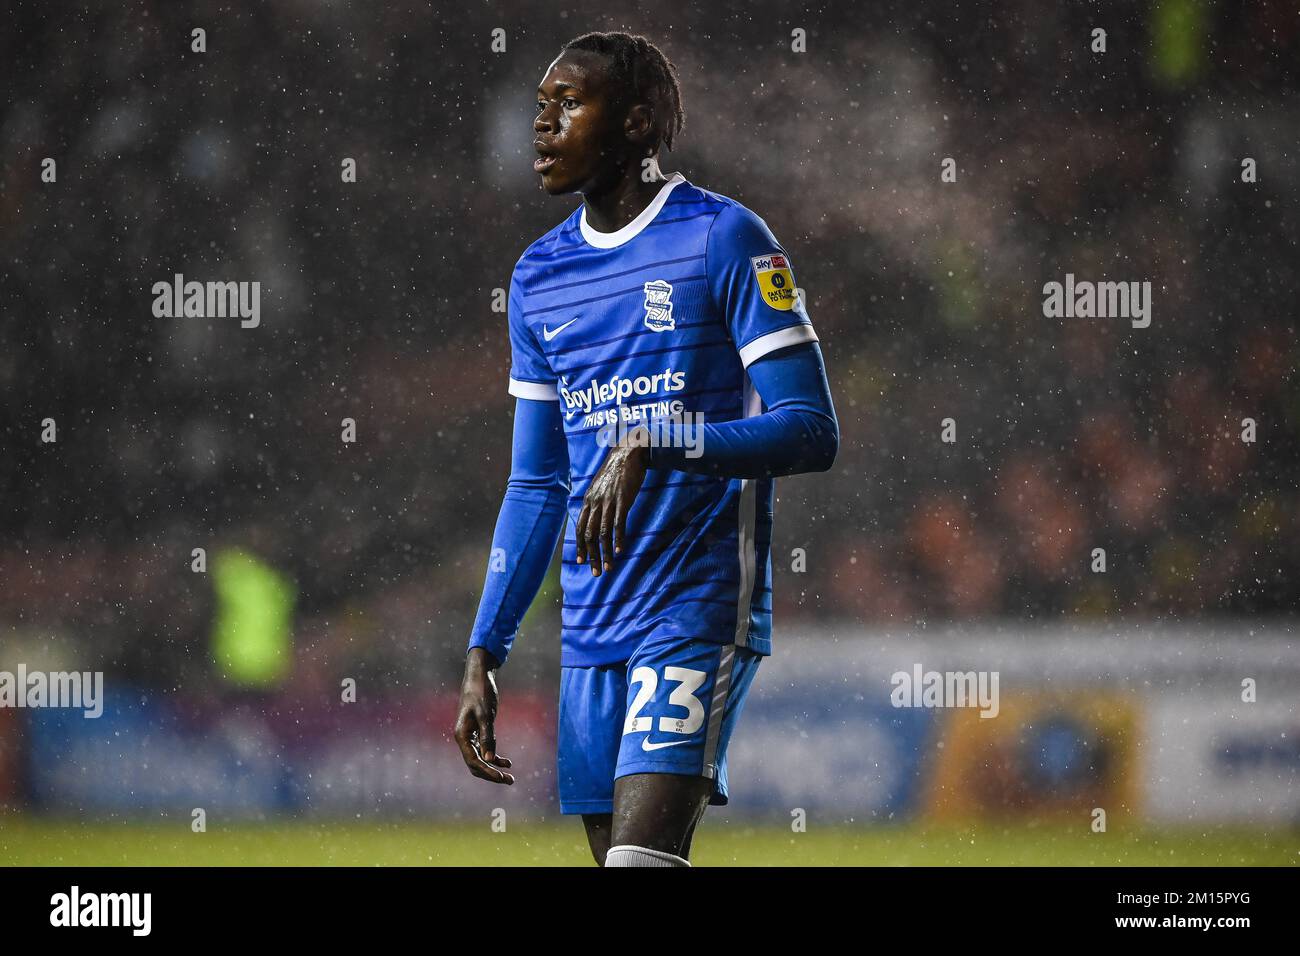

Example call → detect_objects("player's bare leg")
581 813 612 865
679 815 702 858
606 772 713 865
585 806 698 864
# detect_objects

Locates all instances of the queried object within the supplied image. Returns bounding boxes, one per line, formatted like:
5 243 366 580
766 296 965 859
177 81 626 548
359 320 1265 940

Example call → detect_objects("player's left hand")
575 428 650 576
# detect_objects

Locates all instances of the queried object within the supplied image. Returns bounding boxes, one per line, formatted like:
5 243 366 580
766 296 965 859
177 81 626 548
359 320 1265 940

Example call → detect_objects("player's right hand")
454 647 515 785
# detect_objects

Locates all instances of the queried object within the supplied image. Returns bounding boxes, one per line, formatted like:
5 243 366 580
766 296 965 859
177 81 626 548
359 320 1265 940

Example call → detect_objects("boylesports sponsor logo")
559 368 687 416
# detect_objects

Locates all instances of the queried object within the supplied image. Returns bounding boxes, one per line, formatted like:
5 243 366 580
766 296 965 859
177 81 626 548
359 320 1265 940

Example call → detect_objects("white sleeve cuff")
508 377 560 401
737 324 818 368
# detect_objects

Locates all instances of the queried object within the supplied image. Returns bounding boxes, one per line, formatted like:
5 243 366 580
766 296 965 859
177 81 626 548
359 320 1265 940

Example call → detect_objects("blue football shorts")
556 633 762 815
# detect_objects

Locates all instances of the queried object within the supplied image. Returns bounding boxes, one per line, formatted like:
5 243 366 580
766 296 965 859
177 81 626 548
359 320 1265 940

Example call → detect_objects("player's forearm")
467 397 570 666
647 407 837 477
647 341 839 478
466 479 567 666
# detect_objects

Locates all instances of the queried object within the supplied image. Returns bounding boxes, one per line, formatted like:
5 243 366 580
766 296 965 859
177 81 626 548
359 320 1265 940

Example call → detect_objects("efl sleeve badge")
750 253 797 310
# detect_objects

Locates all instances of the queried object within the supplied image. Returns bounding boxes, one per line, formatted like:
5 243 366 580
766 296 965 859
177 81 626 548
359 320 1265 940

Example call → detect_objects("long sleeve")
466 397 570 666
647 341 838 478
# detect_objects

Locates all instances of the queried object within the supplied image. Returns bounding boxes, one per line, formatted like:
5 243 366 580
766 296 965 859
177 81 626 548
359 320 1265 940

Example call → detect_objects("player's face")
533 52 626 195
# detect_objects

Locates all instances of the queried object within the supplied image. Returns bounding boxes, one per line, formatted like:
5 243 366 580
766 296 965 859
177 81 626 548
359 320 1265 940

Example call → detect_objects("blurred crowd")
1 0 1297 689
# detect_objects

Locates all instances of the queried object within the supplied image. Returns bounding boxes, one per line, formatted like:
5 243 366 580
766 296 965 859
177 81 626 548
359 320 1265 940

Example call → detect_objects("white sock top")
604 844 691 868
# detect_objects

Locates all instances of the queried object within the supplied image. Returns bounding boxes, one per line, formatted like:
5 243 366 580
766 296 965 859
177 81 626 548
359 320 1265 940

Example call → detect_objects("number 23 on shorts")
623 665 708 741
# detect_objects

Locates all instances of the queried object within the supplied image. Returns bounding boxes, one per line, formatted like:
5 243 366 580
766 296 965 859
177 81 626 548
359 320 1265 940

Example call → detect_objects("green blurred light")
1152 0 1208 88
523 558 561 633
936 242 982 332
211 547 296 687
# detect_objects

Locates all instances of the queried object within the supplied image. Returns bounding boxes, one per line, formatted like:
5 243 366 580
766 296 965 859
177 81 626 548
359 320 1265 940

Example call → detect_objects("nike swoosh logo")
542 318 578 341
641 738 692 752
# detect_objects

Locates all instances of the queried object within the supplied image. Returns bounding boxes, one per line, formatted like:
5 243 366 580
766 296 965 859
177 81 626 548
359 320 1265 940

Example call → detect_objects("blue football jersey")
506 172 818 667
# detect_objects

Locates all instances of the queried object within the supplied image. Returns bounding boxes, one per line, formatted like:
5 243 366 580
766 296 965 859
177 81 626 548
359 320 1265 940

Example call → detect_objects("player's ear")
625 103 655 146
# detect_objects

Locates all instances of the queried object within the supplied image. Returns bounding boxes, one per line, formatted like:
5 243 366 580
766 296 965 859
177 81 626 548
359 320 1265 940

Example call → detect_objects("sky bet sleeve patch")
750 253 797 310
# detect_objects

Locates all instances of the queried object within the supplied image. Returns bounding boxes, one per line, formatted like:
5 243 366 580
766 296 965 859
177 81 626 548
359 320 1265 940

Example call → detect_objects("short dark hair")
560 31 685 154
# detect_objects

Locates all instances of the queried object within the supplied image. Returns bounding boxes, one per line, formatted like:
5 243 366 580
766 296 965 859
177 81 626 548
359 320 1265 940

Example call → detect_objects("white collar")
579 172 687 249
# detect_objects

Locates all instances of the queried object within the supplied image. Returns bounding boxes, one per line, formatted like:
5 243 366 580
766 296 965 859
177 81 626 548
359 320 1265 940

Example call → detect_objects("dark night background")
2 0 1297 694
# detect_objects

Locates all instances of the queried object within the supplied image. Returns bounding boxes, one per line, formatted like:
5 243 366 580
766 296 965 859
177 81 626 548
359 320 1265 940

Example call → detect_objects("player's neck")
582 168 673 235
